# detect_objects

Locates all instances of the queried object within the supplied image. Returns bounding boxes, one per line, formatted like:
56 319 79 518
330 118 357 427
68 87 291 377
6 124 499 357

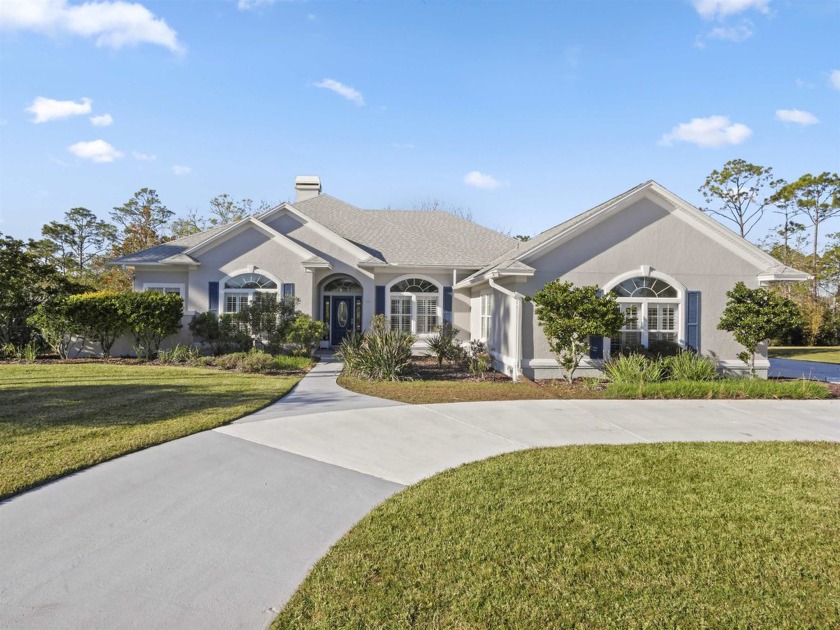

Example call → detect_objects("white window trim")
142 282 185 297
384 274 443 336
602 268 686 357
219 268 282 314
479 290 493 341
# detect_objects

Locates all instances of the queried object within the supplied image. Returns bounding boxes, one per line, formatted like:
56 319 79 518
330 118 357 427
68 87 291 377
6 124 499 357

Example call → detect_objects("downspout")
489 277 523 381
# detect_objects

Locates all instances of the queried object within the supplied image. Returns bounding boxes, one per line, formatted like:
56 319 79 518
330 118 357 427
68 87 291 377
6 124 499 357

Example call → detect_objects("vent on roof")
295 175 321 202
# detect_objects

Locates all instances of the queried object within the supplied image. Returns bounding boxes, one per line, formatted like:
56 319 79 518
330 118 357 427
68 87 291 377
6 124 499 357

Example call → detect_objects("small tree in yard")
530 281 624 384
718 281 801 377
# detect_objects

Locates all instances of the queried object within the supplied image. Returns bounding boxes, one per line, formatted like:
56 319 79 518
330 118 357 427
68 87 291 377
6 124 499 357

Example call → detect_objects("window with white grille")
390 297 412 332
387 277 441 335
480 291 492 339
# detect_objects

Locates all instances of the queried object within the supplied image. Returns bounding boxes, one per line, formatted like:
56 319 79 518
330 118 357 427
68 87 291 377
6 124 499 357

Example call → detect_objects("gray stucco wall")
491 198 769 379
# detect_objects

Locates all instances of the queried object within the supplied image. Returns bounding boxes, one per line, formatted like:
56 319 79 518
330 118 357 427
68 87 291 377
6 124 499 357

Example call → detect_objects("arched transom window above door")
222 272 278 313
387 276 441 335
322 275 363 293
606 273 684 354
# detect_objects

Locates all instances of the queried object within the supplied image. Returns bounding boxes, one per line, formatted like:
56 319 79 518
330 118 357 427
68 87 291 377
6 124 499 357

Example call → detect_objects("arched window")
221 272 279 313
322 275 363 293
388 277 441 335
606 274 683 354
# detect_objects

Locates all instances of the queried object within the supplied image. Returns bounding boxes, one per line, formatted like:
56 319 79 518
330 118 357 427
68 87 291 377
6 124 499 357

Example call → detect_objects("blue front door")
331 297 354 345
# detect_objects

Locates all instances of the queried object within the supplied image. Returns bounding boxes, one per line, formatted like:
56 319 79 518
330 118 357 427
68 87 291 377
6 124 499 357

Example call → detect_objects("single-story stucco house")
110 176 808 379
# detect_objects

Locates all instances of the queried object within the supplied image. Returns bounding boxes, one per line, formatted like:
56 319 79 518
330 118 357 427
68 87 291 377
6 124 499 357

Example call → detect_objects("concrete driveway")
770 357 840 383
2 355 838 629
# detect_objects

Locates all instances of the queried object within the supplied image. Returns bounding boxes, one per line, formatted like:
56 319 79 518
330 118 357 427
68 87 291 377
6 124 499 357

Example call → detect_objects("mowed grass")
274 442 840 629
338 374 557 403
0 363 301 499
770 346 840 364
606 378 830 399
340 374 830 403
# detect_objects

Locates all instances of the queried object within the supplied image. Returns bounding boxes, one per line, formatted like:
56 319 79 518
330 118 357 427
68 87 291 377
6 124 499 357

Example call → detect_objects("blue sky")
1 0 839 244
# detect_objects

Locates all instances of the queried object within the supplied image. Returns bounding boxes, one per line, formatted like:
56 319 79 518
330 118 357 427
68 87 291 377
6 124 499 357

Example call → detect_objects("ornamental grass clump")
663 350 718 381
604 353 664 384
338 315 414 381
157 344 201 365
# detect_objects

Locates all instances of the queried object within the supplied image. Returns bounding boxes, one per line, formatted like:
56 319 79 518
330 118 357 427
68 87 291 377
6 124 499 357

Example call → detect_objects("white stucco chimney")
295 175 321 202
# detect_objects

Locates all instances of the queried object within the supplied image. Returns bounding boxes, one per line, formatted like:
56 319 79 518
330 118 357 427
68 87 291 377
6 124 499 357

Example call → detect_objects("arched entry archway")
320 274 364 345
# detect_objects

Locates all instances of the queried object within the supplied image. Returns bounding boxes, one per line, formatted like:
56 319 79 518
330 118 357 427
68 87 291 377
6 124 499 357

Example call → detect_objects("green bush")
66 291 128 357
646 339 681 358
287 314 326 357
663 351 718 381
241 350 276 373
215 352 247 370
234 293 297 352
339 314 415 381
604 353 665 384
189 311 251 355
120 291 183 359
30 296 77 359
425 323 463 366
465 339 493 379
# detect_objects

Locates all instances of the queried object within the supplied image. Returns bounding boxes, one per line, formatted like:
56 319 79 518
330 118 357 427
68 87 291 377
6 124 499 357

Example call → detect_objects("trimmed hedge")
31 290 183 359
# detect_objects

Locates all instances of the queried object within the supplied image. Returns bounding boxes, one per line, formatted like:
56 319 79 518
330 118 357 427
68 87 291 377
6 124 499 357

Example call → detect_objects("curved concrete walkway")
2 355 838 629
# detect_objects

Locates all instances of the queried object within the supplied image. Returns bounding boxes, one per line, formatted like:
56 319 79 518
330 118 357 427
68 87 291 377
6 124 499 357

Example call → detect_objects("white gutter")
489 277 523 381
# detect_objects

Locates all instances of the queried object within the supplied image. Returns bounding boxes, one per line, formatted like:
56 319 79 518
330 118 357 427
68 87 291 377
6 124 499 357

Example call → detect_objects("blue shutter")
208 282 219 314
375 286 386 315
589 289 604 359
443 286 453 323
589 336 604 360
686 291 701 351
282 283 295 300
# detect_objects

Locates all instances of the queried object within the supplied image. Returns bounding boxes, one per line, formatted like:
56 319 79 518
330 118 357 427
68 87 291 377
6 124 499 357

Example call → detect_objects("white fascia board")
757 272 812 283
266 203 380 263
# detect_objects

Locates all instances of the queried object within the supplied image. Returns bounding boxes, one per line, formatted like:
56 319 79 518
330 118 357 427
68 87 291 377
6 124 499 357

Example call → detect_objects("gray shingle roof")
292 194 518 266
109 223 231 265
457 181 660 284
110 193 518 267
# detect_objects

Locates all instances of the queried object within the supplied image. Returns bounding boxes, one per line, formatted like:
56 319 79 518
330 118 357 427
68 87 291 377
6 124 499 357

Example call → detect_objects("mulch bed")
406 356 512 382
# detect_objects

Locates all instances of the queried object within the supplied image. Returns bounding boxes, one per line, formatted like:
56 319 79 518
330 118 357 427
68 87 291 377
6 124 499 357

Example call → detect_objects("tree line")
698 161 839 344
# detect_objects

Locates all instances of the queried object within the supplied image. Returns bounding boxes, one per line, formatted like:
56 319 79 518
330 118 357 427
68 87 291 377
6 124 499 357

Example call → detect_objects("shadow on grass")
0 383 285 429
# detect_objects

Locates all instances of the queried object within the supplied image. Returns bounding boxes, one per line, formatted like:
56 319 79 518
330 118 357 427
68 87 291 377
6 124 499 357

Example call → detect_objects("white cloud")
707 21 753 42
26 96 91 123
132 151 156 161
0 0 183 53
172 164 192 175
89 113 113 126
313 78 365 106
775 109 819 125
659 115 752 148
392 142 415 149
68 139 123 162
464 171 503 190
692 0 770 19
830 70 840 90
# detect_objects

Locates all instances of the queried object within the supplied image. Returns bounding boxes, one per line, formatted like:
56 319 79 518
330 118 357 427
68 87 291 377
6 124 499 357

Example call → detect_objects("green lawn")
340 374 830 403
274 442 840 628
769 346 840 364
0 363 301 499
